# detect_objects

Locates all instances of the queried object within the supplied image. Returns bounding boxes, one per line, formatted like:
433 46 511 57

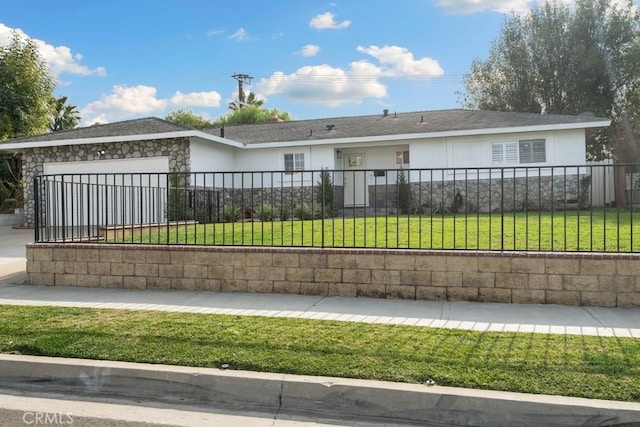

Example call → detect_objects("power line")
232 72 465 84
231 73 253 105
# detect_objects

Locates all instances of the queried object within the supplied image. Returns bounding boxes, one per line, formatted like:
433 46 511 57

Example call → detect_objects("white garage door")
41 157 170 236
44 156 169 175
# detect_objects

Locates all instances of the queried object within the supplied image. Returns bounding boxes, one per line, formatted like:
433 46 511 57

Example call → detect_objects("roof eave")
0 118 610 151
0 130 244 151
245 120 612 149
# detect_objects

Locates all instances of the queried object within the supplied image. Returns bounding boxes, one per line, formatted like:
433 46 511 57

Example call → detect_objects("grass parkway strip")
1 305 639 402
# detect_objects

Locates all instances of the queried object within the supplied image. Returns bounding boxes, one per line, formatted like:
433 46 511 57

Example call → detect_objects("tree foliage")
462 0 640 160
49 96 81 132
228 92 264 110
0 32 56 140
164 108 215 129
212 105 291 127
0 153 22 212
165 103 292 129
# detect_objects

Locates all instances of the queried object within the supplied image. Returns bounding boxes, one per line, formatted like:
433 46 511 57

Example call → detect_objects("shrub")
578 175 592 209
256 204 276 222
294 203 316 220
0 198 19 214
315 169 335 217
397 169 410 214
167 173 187 221
279 206 291 221
222 206 242 222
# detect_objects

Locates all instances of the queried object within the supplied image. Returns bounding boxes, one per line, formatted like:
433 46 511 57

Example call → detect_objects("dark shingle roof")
203 109 609 144
3 117 192 144
1 109 609 147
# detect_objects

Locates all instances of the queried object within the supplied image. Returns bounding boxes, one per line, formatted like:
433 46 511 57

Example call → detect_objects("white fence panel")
587 159 615 207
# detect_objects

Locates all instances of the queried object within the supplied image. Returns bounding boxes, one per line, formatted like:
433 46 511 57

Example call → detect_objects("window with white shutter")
519 139 546 163
492 139 546 165
284 153 305 173
491 142 518 165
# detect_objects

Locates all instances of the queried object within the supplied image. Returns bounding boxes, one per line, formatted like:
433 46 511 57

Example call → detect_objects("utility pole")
231 73 253 107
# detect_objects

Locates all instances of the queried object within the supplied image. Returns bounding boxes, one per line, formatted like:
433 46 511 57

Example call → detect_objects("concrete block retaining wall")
26 244 640 308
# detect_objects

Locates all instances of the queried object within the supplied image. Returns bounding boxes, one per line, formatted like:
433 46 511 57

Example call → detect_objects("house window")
396 150 410 164
284 153 304 173
492 142 518 165
519 139 546 163
492 139 545 165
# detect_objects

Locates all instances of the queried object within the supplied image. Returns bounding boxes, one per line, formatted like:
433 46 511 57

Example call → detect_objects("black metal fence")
33 163 640 252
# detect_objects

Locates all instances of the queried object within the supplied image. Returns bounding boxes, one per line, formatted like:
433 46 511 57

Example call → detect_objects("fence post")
500 168 504 251
615 165 626 208
33 177 40 242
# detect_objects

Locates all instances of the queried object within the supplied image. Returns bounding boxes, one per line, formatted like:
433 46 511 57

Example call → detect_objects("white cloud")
435 0 636 14
309 12 351 30
206 29 224 37
356 45 444 77
170 90 222 107
256 45 444 107
257 65 387 107
229 28 249 41
81 85 222 125
299 44 320 57
435 0 532 14
0 23 106 77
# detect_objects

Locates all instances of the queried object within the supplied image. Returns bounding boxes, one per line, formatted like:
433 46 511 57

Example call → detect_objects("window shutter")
505 143 518 163
492 142 517 164
532 140 545 162
284 153 294 171
519 139 545 163
284 153 305 173
492 144 503 164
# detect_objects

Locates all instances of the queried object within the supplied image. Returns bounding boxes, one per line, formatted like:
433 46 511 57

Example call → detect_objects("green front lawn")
118 209 640 252
2 305 639 402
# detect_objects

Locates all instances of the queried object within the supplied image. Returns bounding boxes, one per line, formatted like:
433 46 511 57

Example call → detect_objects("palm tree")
228 92 264 110
49 96 81 132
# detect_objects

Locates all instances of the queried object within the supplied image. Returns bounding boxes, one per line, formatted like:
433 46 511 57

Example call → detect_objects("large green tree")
0 32 57 212
49 96 81 132
462 0 640 160
0 32 56 140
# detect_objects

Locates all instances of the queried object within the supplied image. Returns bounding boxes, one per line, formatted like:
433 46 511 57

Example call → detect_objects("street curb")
1 355 639 426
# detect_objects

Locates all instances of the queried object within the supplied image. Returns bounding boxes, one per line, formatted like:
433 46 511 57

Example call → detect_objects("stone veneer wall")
22 137 191 227
190 173 583 218
26 244 640 308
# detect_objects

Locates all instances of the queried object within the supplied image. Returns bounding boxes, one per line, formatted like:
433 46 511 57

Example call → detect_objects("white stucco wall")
409 138 447 169
189 137 238 188
190 137 236 172
231 145 339 188
549 129 586 165
187 127 587 188
443 128 585 169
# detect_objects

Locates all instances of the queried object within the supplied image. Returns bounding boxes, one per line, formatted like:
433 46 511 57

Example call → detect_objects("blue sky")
1 1 636 126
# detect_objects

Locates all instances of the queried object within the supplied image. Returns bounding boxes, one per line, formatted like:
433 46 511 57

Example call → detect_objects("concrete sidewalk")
0 225 30 286
1 282 640 337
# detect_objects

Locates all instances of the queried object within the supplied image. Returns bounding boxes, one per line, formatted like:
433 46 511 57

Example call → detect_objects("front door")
344 153 366 206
